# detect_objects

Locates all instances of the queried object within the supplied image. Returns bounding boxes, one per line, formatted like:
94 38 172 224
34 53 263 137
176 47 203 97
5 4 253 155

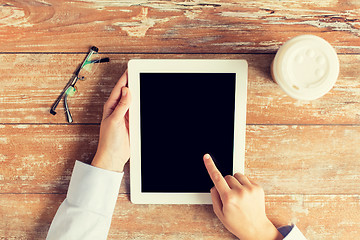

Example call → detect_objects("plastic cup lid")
272 35 339 100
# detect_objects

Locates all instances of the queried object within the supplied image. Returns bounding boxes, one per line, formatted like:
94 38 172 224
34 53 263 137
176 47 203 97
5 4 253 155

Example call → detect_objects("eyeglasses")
50 46 109 123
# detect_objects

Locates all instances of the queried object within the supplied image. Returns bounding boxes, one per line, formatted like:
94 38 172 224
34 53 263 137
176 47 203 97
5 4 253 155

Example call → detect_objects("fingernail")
204 154 210 160
122 87 127 96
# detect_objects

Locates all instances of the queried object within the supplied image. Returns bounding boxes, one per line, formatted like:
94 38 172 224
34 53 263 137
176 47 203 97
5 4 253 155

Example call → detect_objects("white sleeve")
278 225 307 240
46 161 124 240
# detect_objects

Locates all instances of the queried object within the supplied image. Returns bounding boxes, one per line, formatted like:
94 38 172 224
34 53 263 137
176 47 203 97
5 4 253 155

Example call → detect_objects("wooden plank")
246 124 360 194
0 124 127 194
2 124 360 195
0 54 359 124
0 54 127 124
0 1 359 53
0 124 93 193
0 193 359 239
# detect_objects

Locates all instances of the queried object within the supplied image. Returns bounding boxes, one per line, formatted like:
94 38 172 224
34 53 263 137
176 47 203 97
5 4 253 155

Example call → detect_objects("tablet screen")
140 73 236 193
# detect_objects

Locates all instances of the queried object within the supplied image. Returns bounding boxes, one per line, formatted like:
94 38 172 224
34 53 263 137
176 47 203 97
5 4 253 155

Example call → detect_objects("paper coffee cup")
271 35 339 100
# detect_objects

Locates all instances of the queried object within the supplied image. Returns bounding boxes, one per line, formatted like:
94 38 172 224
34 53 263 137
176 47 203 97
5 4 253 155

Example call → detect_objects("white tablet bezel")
128 59 248 204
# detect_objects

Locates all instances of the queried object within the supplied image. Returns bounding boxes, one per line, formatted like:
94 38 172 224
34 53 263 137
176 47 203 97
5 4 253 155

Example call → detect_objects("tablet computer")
128 59 247 204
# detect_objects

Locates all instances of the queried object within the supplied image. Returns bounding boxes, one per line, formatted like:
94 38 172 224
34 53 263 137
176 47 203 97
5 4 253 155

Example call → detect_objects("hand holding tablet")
203 154 283 240
91 67 284 239
92 71 131 173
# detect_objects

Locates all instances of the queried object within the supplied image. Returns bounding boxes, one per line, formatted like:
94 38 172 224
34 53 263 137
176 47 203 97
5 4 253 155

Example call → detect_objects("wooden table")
1 1 359 239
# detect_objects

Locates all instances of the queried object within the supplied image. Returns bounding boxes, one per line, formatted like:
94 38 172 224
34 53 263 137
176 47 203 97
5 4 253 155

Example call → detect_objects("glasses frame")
50 46 109 123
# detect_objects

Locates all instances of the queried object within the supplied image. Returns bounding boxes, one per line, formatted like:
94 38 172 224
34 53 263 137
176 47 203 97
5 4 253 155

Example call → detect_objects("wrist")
235 218 283 240
92 152 126 173
258 219 283 240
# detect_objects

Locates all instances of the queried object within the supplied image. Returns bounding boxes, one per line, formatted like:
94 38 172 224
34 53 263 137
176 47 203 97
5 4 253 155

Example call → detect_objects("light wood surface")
2 124 360 195
0 0 359 53
1 54 359 124
1 194 360 239
1 0 360 239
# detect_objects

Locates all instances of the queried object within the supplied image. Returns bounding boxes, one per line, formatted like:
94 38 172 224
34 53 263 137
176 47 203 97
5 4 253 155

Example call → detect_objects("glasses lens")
78 51 100 81
65 86 77 97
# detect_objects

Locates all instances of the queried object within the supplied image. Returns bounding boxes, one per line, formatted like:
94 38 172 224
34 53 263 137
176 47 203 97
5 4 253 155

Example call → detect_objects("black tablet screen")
140 73 235 193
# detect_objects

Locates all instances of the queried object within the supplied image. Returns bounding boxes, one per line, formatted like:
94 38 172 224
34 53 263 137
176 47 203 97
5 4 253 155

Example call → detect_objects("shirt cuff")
278 225 307 240
67 160 124 216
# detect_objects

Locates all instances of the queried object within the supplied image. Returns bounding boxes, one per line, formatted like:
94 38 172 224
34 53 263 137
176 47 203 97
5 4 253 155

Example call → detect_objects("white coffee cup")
271 35 339 100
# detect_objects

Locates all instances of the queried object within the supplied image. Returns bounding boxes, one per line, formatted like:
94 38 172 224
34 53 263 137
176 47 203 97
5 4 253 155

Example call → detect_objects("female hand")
91 70 131 172
203 154 283 240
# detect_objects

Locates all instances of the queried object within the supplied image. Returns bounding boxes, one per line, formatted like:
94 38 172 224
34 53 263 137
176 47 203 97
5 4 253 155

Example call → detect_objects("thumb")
112 87 131 120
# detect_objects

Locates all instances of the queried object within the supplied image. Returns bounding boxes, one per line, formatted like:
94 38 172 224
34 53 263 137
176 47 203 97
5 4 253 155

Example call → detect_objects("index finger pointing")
203 154 230 194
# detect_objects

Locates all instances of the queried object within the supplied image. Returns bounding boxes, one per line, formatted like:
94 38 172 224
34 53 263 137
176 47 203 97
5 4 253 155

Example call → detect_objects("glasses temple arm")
90 57 110 64
64 94 73 123
50 75 78 115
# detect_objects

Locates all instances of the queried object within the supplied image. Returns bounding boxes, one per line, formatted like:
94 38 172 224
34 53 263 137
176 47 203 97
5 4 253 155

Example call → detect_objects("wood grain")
1 194 359 240
0 0 359 53
0 124 127 194
2 124 360 195
1 1 360 239
0 54 359 124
